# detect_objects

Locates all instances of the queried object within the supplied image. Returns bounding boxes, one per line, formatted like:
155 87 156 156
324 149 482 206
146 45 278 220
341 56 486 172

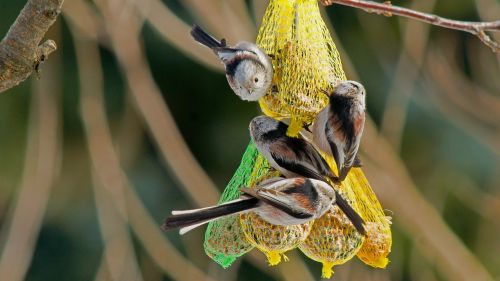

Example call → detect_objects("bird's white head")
334 80 365 101
249 115 280 141
230 42 273 101
312 179 336 200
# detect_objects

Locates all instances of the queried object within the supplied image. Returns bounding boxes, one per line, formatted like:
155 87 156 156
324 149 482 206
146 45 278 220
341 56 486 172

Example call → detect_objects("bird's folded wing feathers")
216 48 256 64
353 155 362 167
304 141 335 178
240 187 314 219
270 152 325 181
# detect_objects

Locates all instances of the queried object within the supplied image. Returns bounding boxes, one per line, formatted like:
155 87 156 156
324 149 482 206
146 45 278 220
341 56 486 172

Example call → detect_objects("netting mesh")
346 168 392 268
256 0 346 136
204 142 269 267
240 212 312 265
299 206 364 278
204 0 391 277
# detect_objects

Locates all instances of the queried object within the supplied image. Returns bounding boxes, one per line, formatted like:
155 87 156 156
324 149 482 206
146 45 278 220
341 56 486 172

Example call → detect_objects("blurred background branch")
73 29 144 281
71 18 219 281
0 25 61 280
361 119 494 281
379 0 436 150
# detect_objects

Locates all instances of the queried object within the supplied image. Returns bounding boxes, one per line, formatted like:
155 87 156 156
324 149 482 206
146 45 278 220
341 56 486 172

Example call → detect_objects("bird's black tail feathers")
338 167 350 182
190 24 226 49
334 191 366 235
338 156 363 181
161 198 259 234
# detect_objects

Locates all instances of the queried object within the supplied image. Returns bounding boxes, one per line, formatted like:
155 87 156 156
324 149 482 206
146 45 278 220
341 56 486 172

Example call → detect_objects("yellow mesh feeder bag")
298 157 365 278
347 168 393 268
257 0 346 136
240 213 313 265
204 0 392 277
239 170 313 265
299 206 364 278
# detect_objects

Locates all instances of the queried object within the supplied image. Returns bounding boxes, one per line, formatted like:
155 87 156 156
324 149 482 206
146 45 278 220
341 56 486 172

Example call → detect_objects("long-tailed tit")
162 177 336 235
250 116 366 235
312 80 366 181
190 24 273 101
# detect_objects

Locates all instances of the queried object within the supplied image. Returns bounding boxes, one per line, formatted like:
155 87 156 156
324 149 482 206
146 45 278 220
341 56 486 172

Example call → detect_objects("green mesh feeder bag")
203 142 268 266
203 0 392 277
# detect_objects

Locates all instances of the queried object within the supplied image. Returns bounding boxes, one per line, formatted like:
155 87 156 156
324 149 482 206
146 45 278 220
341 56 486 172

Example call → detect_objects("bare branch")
320 0 500 53
0 0 64 93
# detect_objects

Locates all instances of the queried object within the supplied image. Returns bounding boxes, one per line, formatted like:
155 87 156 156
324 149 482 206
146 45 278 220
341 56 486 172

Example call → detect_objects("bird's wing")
283 134 333 179
339 113 365 180
216 48 256 64
326 112 346 174
353 155 362 167
303 139 335 179
269 139 325 181
312 108 331 154
241 186 314 219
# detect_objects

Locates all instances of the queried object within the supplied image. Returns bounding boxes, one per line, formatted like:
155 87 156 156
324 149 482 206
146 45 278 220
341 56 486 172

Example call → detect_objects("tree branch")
0 0 64 93
320 0 500 53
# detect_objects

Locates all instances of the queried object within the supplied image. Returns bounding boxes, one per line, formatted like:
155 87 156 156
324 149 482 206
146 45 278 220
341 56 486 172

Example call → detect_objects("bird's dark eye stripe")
225 60 241 77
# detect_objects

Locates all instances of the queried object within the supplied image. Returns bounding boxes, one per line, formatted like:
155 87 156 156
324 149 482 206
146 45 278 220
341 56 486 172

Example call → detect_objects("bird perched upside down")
162 177 336 235
312 80 366 181
250 115 366 235
190 24 273 101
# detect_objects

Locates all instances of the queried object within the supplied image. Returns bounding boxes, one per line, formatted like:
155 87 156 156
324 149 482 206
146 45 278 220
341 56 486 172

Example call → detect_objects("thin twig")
473 0 500 66
0 0 64 93
320 0 500 53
